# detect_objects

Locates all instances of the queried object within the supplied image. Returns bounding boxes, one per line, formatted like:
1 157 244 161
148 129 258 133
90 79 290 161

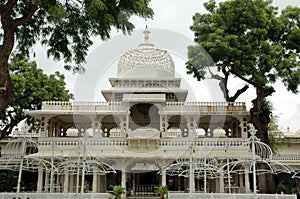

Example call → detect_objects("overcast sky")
35 0 300 132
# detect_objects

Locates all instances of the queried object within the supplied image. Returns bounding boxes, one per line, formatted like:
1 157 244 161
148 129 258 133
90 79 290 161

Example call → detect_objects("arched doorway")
129 103 160 130
101 115 120 137
168 115 188 137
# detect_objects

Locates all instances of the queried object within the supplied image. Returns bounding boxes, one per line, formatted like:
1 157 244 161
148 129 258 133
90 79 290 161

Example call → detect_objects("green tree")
187 0 300 144
0 0 153 125
0 56 72 138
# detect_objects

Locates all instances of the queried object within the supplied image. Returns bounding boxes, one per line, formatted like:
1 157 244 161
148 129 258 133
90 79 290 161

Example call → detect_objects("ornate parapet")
164 102 248 114
41 101 124 112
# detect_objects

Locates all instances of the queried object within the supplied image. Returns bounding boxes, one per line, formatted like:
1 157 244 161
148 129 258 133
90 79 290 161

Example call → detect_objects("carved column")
69 174 74 192
219 171 224 193
244 165 251 193
121 168 127 196
161 169 166 186
239 173 244 193
63 169 69 193
44 170 49 192
240 117 248 138
92 165 98 193
37 166 43 193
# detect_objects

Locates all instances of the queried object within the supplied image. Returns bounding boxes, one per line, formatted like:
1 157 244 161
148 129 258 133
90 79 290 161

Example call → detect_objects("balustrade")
165 101 247 112
41 101 247 113
37 137 248 150
41 101 124 112
38 138 128 147
134 185 156 196
159 138 248 147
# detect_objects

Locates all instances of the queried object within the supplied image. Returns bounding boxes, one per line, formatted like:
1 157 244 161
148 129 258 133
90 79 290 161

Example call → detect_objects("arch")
129 103 160 131
101 115 120 137
167 115 188 137
48 114 92 137
197 115 241 137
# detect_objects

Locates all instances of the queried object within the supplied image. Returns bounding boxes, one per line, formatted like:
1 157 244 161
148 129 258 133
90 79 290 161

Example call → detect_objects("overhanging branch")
13 4 38 29
229 84 249 102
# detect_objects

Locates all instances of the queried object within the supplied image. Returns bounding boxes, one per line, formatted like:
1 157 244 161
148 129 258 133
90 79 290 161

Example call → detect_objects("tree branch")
230 69 261 88
207 66 222 80
12 4 38 29
2 115 26 138
229 84 249 102
2 0 17 14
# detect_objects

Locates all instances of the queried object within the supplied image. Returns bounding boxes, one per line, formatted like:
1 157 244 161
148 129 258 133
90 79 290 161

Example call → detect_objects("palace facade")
0 29 299 196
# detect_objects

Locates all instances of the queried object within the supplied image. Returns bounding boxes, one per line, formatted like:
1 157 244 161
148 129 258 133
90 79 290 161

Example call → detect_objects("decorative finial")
248 124 257 136
143 25 150 43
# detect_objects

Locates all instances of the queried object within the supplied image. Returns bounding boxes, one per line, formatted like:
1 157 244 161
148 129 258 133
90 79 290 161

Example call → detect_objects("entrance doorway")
132 171 159 196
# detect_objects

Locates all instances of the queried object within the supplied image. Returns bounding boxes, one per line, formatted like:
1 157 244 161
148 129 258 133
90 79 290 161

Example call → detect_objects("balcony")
164 102 248 114
34 136 250 160
40 101 248 115
41 101 124 112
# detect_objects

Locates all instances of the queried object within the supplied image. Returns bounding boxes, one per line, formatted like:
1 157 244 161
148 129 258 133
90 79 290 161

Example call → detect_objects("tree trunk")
0 56 14 138
250 87 275 193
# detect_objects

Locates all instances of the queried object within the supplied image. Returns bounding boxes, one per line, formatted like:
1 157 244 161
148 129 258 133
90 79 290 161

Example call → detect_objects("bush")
108 185 125 199
155 185 168 199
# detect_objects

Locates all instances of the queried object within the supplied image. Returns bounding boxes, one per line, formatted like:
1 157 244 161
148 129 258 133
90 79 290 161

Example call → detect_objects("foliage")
155 185 168 198
0 56 72 138
0 0 153 72
276 179 298 194
0 0 153 124
109 185 125 199
189 0 300 93
0 170 20 192
276 181 287 193
188 0 300 144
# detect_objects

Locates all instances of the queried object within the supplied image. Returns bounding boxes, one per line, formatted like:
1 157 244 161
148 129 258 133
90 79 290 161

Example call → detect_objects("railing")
168 192 297 199
41 101 124 112
162 130 182 138
114 79 180 88
0 192 295 199
134 185 157 196
272 156 300 161
10 131 41 138
160 138 248 147
165 102 247 112
38 138 128 147
0 193 112 199
36 137 249 148
41 101 248 113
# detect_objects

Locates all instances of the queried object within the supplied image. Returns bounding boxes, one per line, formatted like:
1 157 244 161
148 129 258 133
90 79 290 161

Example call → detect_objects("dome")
117 28 175 78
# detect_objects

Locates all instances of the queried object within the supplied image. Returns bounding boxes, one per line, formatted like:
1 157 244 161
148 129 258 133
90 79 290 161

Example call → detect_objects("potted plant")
108 185 125 199
155 185 168 199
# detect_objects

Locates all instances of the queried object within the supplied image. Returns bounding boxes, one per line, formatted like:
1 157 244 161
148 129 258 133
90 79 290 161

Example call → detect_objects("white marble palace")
1 28 300 196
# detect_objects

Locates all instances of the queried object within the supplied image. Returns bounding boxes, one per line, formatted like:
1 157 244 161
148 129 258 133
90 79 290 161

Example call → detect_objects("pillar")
132 173 135 195
240 118 248 138
121 168 126 196
97 175 101 192
37 167 43 193
190 170 195 192
244 165 251 193
44 170 49 192
63 169 69 193
69 174 74 192
219 171 224 193
239 173 245 193
92 166 98 193
56 174 60 192
41 116 50 137
177 177 181 191
161 169 166 186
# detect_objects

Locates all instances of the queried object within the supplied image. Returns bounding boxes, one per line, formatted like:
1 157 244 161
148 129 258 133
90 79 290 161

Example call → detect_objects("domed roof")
117 28 175 78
